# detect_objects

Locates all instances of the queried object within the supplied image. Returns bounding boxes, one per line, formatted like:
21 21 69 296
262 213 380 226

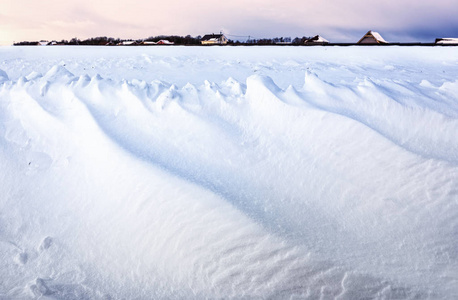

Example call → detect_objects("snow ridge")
1 48 458 299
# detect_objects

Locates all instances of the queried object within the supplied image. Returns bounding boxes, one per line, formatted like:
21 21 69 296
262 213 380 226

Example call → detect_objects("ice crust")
0 46 457 299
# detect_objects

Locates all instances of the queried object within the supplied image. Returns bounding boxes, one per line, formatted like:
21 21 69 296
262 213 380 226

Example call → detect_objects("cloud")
1 0 458 45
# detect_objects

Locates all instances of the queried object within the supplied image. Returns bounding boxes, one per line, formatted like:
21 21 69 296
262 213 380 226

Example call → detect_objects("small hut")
357 31 388 44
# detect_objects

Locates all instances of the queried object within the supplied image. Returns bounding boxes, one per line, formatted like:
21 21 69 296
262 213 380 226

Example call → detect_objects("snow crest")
0 47 457 299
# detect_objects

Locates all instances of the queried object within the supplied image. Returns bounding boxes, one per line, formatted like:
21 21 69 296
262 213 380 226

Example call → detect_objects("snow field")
0 46 457 299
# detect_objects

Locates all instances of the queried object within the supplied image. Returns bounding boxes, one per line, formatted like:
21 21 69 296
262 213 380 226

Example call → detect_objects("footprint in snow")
29 278 52 297
7 241 28 265
38 236 53 251
14 252 28 265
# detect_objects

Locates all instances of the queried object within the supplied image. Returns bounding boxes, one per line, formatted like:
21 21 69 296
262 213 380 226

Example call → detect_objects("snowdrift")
0 46 457 299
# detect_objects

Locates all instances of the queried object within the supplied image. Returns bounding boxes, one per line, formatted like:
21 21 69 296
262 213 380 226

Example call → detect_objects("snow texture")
0 46 457 299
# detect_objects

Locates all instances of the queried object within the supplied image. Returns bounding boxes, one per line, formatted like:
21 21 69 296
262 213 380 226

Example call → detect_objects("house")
37 40 49 46
305 35 329 45
201 33 228 45
156 40 174 45
435 38 458 45
357 31 388 44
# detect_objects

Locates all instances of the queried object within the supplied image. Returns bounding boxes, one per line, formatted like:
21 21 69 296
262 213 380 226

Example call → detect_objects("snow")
311 35 329 43
0 45 457 299
370 31 387 43
157 40 174 45
436 38 458 44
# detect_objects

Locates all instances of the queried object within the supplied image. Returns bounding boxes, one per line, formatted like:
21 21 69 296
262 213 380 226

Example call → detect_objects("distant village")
13 31 458 46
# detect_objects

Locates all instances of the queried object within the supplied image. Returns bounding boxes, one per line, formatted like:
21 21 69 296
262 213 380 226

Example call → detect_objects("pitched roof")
370 31 387 43
308 35 329 43
202 34 224 41
157 40 174 44
357 31 388 44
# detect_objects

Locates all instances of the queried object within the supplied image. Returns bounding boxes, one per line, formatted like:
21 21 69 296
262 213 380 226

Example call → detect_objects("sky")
1 0 458 45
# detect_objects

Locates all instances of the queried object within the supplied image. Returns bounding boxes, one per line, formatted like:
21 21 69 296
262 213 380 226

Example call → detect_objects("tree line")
14 35 312 46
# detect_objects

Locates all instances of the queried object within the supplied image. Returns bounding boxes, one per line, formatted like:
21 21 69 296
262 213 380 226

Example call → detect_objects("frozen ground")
0 46 457 299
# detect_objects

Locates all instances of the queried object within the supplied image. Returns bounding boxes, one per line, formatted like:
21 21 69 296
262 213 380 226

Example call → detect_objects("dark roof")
202 34 224 41
304 35 329 44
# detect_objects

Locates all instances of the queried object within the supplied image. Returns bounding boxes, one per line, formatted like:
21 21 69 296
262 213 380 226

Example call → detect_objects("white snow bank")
0 46 457 299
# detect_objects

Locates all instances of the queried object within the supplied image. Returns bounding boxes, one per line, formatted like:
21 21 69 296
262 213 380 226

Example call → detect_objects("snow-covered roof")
157 40 174 45
357 31 388 44
202 34 225 41
119 41 136 45
435 38 458 44
370 31 387 43
309 35 329 43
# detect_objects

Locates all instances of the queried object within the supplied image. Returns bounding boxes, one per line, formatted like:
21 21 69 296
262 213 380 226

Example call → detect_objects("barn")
357 31 388 44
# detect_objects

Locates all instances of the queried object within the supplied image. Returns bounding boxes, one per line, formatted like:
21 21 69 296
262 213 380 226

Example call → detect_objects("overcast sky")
1 0 457 45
